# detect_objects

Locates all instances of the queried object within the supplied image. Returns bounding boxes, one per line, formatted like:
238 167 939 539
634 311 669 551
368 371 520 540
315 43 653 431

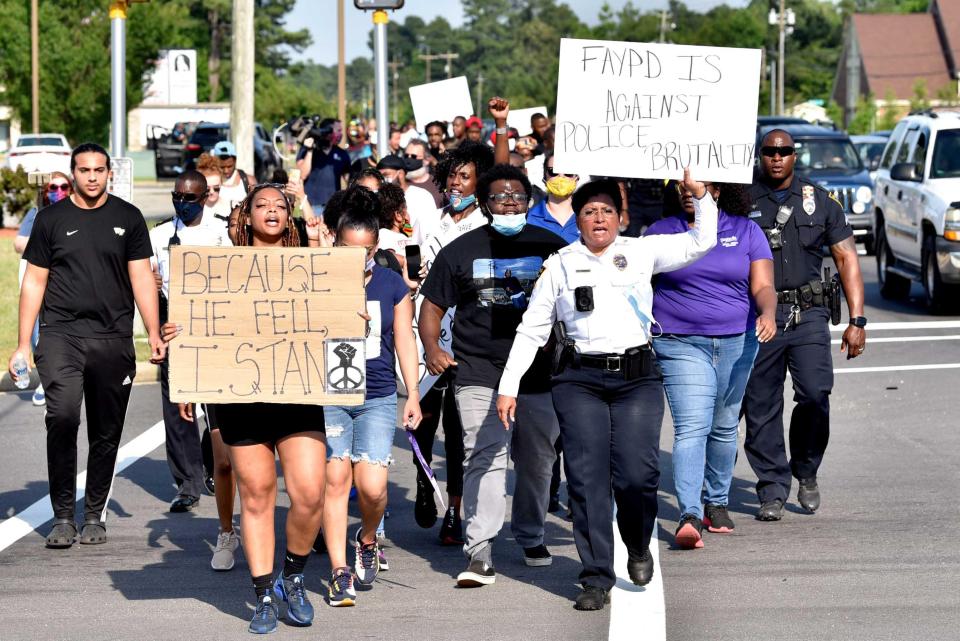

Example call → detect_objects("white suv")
873 111 960 312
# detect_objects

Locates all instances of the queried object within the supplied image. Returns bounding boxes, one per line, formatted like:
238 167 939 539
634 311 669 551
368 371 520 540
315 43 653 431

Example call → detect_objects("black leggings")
412 375 464 497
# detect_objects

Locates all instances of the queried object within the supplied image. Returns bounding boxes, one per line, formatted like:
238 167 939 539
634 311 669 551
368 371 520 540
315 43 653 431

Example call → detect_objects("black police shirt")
748 176 852 290
23 194 153 338
421 224 567 393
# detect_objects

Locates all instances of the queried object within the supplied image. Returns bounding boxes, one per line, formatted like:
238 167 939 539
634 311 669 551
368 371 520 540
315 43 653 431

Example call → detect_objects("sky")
289 0 747 66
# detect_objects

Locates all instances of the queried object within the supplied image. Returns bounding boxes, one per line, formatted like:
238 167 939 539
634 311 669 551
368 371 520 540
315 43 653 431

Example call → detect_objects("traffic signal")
354 0 404 9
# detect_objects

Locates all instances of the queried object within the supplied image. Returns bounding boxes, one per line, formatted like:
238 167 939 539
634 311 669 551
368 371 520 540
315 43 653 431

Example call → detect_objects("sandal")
79 520 107 545
45 519 78 549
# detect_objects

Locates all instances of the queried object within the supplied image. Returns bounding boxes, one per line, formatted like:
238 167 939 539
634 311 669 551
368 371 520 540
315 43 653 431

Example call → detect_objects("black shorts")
215 403 326 446
202 403 220 431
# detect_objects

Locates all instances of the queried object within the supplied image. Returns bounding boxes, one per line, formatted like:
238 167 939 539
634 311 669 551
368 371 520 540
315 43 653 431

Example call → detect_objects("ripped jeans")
323 393 397 466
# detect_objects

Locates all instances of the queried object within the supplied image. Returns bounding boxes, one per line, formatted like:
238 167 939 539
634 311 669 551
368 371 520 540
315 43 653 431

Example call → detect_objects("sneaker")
414 479 438 528
675 514 704 549
456 558 496 587
354 527 380 585
523 544 553 567
204 475 216 495
32 384 45 407
703 504 735 533
438 506 463 545
211 529 241 571
377 547 389 572
327 567 356 607
273 573 314 626
248 594 278 634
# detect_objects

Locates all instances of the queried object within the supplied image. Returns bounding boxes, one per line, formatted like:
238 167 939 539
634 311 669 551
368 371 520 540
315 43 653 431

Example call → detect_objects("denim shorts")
323 393 397 466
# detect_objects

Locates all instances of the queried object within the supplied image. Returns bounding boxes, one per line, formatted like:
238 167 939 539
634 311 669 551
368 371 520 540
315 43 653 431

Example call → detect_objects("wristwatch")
495 127 508 135
849 316 868 328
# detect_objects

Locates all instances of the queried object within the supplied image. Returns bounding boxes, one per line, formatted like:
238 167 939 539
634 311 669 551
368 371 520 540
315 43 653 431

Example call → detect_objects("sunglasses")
488 192 528 204
760 145 795 158
171 191 206 203
208 186 221 192
545 167 577 178
47 183 70 192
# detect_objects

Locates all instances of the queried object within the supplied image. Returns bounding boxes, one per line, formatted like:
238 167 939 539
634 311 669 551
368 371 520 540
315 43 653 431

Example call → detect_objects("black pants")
413 374 464 497
552 363 664 590
160 359 204 500
34 333 136 523
742 305 833 503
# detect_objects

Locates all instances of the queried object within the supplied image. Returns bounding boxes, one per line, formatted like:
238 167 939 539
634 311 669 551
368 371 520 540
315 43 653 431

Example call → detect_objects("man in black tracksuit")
9 143 165 548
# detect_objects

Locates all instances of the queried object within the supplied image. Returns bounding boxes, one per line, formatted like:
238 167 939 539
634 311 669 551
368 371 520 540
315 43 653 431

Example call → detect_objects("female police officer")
496 170 717 611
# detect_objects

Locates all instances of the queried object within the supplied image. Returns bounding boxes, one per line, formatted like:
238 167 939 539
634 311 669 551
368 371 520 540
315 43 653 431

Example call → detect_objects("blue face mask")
173 200 203 225
490 213 527 236
449 193 476 212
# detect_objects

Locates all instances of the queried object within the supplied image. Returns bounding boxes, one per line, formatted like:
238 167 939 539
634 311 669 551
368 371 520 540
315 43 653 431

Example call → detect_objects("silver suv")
873 111 960 312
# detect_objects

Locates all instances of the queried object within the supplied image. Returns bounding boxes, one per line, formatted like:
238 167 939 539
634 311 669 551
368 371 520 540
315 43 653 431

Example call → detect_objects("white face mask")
366 256 376 272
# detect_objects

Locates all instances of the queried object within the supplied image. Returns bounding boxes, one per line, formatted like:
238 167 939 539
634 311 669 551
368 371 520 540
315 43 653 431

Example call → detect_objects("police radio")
765 205 794 250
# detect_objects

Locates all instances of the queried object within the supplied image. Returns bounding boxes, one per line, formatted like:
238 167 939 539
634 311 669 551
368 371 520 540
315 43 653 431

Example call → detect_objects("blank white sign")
553 38 761 184
409 77 474 133
508 106 549 137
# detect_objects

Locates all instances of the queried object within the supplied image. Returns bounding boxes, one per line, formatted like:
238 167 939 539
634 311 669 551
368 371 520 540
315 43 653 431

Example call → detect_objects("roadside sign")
109 156 134 203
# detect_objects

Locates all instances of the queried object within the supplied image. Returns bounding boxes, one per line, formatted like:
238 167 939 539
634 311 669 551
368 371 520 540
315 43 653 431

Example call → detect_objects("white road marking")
830 334 960 344
0 419 166 553
609 521 665 641
834 363 960 374
829 320 960 331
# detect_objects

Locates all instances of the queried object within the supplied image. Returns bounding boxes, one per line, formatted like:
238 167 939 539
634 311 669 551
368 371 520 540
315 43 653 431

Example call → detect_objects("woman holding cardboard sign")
164 184 334 634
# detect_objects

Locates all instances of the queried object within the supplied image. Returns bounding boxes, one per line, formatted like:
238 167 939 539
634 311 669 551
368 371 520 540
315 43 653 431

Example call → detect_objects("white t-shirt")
414 207 487 267
149 217 232 298
219 172 249 212
404 183 440 233
378 228 411 255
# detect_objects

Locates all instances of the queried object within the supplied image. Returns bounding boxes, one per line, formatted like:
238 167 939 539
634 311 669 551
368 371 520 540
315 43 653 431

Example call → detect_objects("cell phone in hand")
405 244 422 281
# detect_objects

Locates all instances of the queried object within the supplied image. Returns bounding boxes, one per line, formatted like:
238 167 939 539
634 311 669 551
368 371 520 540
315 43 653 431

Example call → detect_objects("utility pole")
389 56 404 124
373 10 389 158
231 0 255 175
337 0 347 142
30 0 38 133
770 61 777 116
419 51 459 83
778 0 785 115
476 72 484 115
109 1 127 156
658 10 671 44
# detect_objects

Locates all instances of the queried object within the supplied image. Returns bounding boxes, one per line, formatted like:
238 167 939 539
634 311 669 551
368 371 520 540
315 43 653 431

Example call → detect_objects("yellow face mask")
545 175 577 199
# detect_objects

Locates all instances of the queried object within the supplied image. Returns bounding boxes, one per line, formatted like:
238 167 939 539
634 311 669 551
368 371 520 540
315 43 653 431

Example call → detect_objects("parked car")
146 122 197 178
182 122 282 182
873 110 960 313
758 123 876 253
851 133 890 181
5 133 71 174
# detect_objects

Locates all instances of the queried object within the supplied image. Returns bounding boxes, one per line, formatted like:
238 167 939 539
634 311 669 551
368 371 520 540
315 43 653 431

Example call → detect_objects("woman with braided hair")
163 184 334 634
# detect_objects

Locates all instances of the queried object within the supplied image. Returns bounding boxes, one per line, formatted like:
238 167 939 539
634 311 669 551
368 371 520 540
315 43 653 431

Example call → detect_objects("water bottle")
12 353 30 390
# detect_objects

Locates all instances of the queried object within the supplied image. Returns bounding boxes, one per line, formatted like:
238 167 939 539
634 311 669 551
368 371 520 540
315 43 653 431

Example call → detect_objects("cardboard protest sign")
508 106 549 137
409 77 474 133
168 246 367 406
553 38 761 184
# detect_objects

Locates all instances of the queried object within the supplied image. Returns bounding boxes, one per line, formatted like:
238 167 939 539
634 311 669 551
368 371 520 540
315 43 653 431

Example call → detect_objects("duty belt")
776 289 826 306
577 345 653 380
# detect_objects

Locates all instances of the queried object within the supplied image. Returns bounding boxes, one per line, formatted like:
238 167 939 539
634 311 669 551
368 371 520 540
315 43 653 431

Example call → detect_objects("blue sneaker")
248 594 278 634
327 567 356 607
273 573 314 625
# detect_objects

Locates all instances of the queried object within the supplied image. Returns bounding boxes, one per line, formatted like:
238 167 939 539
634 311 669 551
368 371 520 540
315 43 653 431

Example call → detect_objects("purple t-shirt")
645 211 772 336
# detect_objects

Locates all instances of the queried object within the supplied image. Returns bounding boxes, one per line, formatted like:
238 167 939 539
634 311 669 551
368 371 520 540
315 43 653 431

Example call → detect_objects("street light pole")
373 10 389 158
109 1 127 156
778 0 786 115
337 0 347 142
30 0 38 133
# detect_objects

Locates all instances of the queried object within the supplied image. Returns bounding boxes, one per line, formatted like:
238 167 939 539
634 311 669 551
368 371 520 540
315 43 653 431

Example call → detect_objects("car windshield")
16 136 64 147
190 127 228 148
930 129 960 179
855 142 887 169
794 139 862 172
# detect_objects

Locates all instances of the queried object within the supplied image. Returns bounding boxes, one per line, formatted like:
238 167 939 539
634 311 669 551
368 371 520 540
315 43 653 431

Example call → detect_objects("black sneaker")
204 475 215 496
523 544 553 567
703 504 735 533
574 585 610 611
438 506 463 545
456 558 496 587
674 514 704 549
798 477 820 512
169 495 199 513
414 479 438 529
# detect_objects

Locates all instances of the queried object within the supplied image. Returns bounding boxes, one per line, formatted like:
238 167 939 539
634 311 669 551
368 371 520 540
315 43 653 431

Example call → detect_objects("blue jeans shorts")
323 393 397 466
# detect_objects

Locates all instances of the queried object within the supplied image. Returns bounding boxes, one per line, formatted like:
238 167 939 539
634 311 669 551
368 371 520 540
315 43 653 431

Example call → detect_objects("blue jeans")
323 393 397 466
654 332 759 519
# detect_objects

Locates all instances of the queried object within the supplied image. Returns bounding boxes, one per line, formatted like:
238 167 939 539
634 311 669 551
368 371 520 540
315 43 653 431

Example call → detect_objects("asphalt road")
0 256 957 641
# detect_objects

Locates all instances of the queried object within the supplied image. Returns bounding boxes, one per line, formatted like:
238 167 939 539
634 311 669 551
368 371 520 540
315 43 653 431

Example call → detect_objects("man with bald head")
742 129 866 521
149 170 231 514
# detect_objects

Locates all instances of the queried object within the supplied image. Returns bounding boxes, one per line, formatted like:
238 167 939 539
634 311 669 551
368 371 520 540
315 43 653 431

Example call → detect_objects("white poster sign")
143 49 198 106
508 106 549 137
108 157 133 203
553 38 761 184
409 77 474 133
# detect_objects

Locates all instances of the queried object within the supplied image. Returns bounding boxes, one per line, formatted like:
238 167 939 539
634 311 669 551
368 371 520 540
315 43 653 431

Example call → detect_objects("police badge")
801 185 816 215
613 254 628 271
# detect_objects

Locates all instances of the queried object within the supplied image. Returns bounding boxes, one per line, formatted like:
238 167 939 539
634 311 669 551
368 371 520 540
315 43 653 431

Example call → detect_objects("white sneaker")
353 527 380 585
211 529 241 571
32 384 45 407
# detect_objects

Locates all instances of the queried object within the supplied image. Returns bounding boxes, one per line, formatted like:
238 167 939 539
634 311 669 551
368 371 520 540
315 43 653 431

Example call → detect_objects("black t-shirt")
420 225 566 393
23 194 153 338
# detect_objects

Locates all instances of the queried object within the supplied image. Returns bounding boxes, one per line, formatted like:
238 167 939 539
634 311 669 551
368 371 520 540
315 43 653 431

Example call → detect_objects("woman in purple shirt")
645 181 777 550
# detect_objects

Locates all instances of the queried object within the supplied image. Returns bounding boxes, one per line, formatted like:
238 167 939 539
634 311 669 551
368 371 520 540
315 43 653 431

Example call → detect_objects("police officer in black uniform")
743 129 867 521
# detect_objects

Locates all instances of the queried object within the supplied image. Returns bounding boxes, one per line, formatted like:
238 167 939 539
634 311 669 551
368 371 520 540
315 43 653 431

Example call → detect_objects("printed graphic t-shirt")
365 265 412 399
24 194 153 338
420 225 566 393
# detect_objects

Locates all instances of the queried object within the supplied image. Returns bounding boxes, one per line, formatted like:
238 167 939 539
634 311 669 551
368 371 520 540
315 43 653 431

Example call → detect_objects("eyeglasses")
760 145 795 158
488 192 528 204
579 207 619 219
47 184 70 192
171 191 206 203
545 167 577 178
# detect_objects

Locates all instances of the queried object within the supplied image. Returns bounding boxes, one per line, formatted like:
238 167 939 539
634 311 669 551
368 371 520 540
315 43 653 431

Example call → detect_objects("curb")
0 361 160 393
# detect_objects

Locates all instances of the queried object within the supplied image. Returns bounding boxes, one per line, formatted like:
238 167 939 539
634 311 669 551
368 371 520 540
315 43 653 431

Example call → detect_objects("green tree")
878 89 900 130
910 78 929 112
